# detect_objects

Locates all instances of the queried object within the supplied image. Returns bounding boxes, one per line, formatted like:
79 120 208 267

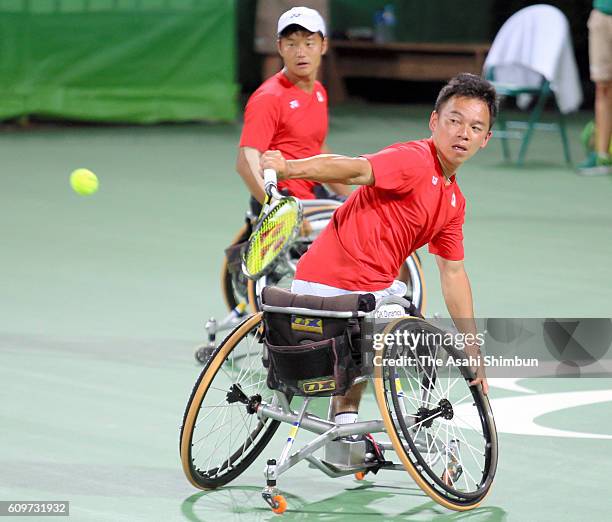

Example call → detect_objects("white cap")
277 6 326 37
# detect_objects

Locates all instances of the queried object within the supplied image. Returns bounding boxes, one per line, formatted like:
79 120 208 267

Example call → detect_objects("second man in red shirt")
237 6 350 212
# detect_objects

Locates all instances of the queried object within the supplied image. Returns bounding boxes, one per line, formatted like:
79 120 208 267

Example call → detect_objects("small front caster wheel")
271 494 287 514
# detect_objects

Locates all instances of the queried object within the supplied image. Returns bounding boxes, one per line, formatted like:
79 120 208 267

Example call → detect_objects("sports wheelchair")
181 287 497 513
196 198 427 362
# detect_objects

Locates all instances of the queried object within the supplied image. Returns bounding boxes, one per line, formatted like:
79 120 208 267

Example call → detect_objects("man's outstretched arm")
320 142 353 197
261 150 374 186
435 255 489 395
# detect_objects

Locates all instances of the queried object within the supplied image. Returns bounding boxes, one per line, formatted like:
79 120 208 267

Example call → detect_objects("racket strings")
244 199 301 279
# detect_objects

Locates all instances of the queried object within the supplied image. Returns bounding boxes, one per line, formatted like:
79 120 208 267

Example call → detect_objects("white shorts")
291 279 406 299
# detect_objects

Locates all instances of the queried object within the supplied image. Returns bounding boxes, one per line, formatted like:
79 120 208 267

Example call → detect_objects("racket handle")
263 168 278 197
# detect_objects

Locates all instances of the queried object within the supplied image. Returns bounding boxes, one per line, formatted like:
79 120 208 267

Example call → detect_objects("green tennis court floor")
2 104 611 521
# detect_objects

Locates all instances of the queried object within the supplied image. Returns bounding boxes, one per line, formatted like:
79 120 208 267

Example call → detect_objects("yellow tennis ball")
70 168 99 196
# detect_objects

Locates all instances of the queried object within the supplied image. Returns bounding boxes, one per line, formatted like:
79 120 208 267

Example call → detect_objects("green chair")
484 69 572 166
483 4 582 166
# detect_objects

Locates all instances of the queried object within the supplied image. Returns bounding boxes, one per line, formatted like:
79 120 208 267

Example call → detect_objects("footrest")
324 438 367 468
319 459 380 473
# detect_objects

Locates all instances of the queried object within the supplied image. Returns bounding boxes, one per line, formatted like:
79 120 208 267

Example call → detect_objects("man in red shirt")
237 6 349 212
261 74 497 425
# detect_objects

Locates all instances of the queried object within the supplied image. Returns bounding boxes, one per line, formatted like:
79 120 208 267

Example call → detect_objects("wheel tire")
400 252 427 315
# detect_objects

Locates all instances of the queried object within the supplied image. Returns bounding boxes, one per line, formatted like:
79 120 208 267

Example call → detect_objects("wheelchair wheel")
404 252 427 314
180 313 281 489
374 317 497 511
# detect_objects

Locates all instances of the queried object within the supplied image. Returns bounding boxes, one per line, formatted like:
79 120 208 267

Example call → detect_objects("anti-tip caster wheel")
354 471 367 481
271 494 287 514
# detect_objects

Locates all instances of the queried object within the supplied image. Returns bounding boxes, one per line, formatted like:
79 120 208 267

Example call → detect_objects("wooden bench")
326 40 490 103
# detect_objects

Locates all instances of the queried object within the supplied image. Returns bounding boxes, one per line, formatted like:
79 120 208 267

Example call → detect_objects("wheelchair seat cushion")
261 286 375 313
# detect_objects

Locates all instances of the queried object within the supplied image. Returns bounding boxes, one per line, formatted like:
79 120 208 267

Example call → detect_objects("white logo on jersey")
451 193 456 207
289 100 300 109
432 176 438 186
316 91 324 102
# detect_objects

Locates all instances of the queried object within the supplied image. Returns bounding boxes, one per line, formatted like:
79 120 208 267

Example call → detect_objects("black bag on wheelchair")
224 241 247 275
224 219 252 275
261 287 375 397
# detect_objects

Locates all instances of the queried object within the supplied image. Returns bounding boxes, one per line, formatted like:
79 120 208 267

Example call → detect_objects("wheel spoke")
195 399 231 427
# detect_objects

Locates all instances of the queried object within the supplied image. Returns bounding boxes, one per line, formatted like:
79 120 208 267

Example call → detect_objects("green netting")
0 0 237 123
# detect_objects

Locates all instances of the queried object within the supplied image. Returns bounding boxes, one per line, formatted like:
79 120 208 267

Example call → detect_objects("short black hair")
279 24 324 39
435 73 498 129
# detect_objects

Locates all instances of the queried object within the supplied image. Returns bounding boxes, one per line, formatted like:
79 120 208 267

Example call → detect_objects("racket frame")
241 169 304 280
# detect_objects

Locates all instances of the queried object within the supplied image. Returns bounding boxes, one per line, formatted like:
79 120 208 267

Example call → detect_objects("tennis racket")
242 169 303 280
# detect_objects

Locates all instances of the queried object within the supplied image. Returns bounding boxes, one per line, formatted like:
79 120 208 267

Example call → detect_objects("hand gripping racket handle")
263 168 281 199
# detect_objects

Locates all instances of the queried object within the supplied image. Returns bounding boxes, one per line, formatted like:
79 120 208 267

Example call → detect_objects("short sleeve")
362 143 432 194
428 199 466 260
239 92 281 152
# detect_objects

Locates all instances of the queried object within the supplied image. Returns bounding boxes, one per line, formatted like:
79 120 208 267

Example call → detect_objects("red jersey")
295 138 466 291
239 71 328 200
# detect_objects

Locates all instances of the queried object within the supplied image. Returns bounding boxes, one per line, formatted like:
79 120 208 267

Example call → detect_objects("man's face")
278 30 327 79
429 96 492 169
